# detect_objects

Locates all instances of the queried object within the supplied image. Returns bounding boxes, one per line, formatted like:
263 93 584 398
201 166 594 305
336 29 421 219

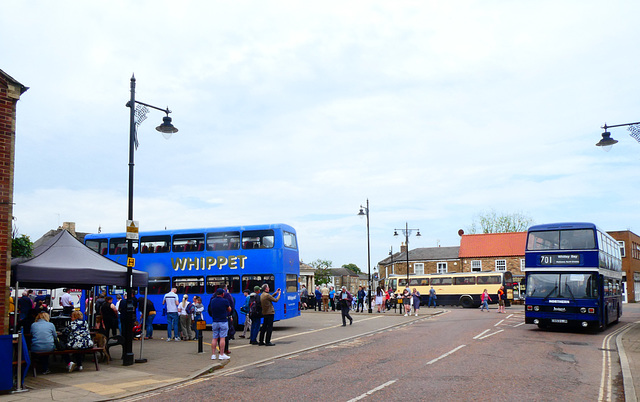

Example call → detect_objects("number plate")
551 319 568 323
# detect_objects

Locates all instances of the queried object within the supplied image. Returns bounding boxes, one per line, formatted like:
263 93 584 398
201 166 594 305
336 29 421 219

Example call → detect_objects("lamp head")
596 130 617 152
156 115 178 139
358 207 366 217
416 230 422 237
393 230 399 237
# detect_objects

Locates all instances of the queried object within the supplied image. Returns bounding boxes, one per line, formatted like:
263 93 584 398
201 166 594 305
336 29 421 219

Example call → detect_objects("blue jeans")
166 312 179 339
145 313 155 337
250 316 262 343
428 296 436 307
481 300 489 311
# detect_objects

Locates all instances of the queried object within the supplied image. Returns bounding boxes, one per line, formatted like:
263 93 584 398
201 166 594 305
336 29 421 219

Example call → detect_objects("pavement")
2 306 640 401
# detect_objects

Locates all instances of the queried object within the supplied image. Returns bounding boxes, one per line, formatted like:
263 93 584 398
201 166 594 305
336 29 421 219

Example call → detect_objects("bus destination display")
539 254 581 265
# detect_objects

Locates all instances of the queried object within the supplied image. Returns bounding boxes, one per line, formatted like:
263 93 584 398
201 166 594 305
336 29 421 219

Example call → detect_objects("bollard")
196 320 206 353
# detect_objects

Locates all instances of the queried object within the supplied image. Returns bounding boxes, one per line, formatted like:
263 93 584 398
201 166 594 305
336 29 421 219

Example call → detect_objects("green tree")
342 263 361 274
468 210 534 234
12 234 32 258
310 258 332 285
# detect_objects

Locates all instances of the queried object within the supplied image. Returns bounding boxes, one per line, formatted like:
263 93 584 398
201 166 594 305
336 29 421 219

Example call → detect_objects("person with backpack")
178 294 195 340
249 286 262 345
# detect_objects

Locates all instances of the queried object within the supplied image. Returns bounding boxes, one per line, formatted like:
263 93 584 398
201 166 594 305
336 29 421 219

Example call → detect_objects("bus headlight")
580 307 586 313
534 306 539 312
533 319 539 324
582 322 588 328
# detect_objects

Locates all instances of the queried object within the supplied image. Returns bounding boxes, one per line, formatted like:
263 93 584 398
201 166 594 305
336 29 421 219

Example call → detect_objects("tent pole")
15 282 23 391
136 287 148 363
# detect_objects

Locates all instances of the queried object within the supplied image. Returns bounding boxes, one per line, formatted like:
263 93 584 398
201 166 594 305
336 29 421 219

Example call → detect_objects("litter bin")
0 334 13 391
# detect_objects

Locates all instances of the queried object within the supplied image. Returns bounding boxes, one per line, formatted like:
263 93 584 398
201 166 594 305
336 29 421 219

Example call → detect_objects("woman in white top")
177 295 195 341
375 287 384 313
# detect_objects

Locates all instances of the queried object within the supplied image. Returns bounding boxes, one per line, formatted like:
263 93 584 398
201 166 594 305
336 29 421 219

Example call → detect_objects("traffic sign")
127 257 135 268
126 220 139 240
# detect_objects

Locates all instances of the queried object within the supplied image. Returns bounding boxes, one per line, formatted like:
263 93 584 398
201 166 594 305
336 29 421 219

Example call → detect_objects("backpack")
250 293 262 319
185 302 194 315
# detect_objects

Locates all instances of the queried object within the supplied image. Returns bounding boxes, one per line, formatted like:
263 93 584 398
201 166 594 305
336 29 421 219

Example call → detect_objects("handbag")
162 305 167 316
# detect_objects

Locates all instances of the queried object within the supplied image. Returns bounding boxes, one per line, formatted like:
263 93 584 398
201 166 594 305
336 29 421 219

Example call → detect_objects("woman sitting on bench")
30 311 58 375
60 310 94 372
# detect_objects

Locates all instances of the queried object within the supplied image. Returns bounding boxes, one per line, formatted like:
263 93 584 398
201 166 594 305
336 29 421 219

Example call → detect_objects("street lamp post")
393 222 421 287
358 199 373 313
596 121 640 151
123 74 178 366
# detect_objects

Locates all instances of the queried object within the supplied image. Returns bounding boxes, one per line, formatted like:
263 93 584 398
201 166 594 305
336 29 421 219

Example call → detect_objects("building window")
437 262 448 274
619 241 626 258
634 242 640 260
495 260 507 272
414 263 424 275
471 260 482 272
520 259 525 271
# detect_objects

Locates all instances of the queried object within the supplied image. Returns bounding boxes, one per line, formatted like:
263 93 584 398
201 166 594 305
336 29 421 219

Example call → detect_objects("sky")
2 1 640 274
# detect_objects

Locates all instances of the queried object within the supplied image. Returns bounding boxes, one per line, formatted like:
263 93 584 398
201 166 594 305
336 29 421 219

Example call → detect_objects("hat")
254 286 261 292
215 288 224 295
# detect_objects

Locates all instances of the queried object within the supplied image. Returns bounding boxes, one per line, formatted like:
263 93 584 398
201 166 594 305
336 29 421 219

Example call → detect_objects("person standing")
192 296 204 340
321 285 330 312
412 288 421 316
138 296 156 339
497 285 506 313
208 288 231 360
259 284 281 346
222 284 235 355
314 286 322 311
60 288 74 316
249 286 262 345
300 285 309 310
337 286 353 326
100 296 119 338
403 288 412 316
356 286 365 313
329 286 336 311
18 291 33 325
375 287 384 313
239 289 251 338
428 286 437 308
162 287 180 341
178 294 194 340
480 289 492 312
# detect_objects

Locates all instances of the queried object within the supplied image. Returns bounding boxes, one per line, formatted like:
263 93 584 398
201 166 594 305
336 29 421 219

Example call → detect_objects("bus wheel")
460 296 474 308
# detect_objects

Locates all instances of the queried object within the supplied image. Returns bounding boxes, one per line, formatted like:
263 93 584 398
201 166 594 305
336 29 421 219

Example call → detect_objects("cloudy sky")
2 1 640 272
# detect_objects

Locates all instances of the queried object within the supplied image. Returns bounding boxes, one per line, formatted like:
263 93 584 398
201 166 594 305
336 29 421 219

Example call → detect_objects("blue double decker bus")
524 222 622 330
84 223 301 326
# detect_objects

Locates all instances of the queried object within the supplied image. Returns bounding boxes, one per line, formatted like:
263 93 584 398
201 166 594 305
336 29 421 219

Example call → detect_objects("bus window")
284 231 297 249
110 237 138 255
409 278 425 286
398 278 408 288
206 231 240 251
242 230 275 249
478 275 501 285
286 274 298 292
86 238 108 255
560 229 595 250
173 233 205 253
454 277 475 285
431 277 452 286
140 235 170 254
242 274 275 292
527 231 559 250
149 277 171 295
206 275 241 294
173 276 205 294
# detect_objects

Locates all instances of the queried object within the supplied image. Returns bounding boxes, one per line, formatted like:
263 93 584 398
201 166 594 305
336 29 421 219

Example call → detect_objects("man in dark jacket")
337 286 353 326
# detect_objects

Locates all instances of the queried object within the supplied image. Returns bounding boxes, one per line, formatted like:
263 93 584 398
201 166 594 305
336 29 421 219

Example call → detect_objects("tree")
310 258 332 285
468 210 534 234
342 263 361 274
12 234 32 258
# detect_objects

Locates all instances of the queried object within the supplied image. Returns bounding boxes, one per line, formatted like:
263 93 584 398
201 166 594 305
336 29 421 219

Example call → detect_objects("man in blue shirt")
162 288 180 341
208 288 231 360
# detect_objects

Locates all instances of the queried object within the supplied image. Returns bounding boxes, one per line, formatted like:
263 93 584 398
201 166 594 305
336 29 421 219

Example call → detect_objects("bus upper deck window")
242 230 275 249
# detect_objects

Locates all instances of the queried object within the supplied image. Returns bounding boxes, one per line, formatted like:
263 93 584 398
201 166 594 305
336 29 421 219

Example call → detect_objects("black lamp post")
358 199 373 313
123 74 177 366
596 121 640 151
393 222 421 288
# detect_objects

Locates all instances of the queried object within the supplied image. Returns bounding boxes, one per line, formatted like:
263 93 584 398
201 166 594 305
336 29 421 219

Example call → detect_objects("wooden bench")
31 347 102 376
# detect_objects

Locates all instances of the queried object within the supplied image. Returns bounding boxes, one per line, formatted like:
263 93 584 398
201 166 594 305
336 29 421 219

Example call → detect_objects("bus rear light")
526 305 532 311
284 303 287 315
588 308 595 313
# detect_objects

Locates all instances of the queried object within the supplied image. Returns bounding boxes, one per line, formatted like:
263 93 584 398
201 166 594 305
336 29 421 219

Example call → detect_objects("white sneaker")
219 354 230 360
175 337 181 341
78 366 83 372
211 354 217 360
166 338 172 342
68 362 76 373
415 313 418 317
404 313 408 316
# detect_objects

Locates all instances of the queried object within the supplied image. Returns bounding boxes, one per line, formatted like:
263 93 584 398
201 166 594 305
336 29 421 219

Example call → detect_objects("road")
127 304 640 401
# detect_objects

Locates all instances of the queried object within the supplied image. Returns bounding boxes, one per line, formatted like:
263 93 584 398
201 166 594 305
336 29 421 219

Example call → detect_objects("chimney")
400 242 407 254
61 222 76 237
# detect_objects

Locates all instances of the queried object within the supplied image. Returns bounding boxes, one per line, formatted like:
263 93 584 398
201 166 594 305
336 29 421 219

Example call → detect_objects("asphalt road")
126 304 640 401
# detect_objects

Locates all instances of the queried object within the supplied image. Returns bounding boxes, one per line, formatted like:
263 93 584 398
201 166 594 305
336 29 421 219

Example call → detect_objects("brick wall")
460 256 524 275
0 71 26 334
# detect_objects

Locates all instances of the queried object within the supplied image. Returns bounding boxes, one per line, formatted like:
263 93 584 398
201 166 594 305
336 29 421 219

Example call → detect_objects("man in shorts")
208 288 231 360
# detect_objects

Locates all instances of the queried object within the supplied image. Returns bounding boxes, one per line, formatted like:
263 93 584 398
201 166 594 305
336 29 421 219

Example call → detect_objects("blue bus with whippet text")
84 223 301 326
524 222 622 330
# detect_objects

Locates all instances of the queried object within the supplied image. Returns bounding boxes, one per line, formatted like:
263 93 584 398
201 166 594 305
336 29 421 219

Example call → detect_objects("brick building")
607 230 640 303
377 245 461 279
0 69 28 334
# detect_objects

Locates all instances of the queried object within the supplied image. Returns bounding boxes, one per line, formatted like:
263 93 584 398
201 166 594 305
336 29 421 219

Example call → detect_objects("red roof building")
459 232 527 276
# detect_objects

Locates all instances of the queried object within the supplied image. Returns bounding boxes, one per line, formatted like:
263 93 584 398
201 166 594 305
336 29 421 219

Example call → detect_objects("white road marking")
426 345 466 365
478 329 503 340
473 329 490 339
513 322 525 327
347 379 398 402
506 314 514 319
494 319 504 327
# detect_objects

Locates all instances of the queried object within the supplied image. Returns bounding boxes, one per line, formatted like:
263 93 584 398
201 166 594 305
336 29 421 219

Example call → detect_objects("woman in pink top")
480 289 492 312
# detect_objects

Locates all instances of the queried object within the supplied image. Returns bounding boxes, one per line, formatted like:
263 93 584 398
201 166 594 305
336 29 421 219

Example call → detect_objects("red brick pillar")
0 70 27 334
